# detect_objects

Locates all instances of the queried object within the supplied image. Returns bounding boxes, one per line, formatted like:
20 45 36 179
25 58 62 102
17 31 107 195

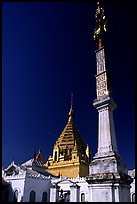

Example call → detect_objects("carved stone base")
89 153 128 175
87 172 132 184
86 172 133 202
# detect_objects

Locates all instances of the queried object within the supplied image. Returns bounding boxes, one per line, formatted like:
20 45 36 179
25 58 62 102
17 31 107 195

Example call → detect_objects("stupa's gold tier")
44 105 91 178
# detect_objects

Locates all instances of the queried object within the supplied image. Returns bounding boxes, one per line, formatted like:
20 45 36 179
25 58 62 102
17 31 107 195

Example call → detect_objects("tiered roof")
54 105 87 156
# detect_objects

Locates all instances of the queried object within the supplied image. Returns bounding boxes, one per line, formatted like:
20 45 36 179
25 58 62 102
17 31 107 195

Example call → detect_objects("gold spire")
93 1 107 48
44 100 91 178
68 93 74 120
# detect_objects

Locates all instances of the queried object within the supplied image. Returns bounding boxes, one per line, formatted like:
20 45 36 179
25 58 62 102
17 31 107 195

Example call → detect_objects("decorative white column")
93 47 118 159
93 96 118 158
50 184 60 202
70 183 80 202
90 47 128 175
88 184 92 202
114 184 120 202
87 2 133 202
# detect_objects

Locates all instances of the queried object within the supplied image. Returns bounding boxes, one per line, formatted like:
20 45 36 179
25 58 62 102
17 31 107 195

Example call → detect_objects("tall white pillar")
88 184 92 202
50 184 60 202
87 2 133 202
70 183 80 202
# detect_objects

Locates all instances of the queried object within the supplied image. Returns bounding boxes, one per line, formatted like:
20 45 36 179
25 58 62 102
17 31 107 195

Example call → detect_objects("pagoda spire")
93 1 107 49
45 96 90 178
68 93 74 121
36 149 44 163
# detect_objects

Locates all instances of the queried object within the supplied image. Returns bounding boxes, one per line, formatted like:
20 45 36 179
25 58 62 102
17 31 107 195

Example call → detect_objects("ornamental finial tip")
68 93 74 119
93 0 107 48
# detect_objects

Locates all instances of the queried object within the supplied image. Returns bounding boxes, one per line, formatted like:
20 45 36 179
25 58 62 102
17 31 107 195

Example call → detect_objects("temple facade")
2 159 135 202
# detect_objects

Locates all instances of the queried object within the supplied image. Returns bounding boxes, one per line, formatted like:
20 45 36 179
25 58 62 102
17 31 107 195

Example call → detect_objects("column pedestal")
87 173 132 202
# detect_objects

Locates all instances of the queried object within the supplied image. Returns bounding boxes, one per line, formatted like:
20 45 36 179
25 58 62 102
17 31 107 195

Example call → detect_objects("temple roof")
21 159 34 168
3 160 57 178
54 104 87 154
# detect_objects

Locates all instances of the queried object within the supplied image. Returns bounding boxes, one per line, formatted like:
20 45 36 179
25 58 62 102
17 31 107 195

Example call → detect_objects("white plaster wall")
3 175 25 202
23 176 52 202
91 184 113 202
78 180 89 202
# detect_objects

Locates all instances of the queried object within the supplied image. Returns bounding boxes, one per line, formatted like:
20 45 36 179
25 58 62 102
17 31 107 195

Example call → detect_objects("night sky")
2 2 135 170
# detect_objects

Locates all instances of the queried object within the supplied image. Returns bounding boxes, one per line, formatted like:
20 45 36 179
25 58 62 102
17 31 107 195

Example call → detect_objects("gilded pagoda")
44 103 91 178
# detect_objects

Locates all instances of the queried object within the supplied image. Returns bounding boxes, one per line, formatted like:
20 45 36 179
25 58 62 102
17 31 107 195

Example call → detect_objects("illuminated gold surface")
93 1 107 41
44 105 91 178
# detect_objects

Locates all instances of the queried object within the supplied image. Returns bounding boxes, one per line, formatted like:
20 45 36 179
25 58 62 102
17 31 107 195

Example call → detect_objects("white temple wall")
3 175 25 202
23 176 51 202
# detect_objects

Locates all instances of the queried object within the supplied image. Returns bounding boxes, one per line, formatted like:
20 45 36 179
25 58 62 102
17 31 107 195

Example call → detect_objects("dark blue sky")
2 2 135 170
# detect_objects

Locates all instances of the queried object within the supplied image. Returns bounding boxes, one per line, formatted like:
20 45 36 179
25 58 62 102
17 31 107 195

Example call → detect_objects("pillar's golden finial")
93 1 107 49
